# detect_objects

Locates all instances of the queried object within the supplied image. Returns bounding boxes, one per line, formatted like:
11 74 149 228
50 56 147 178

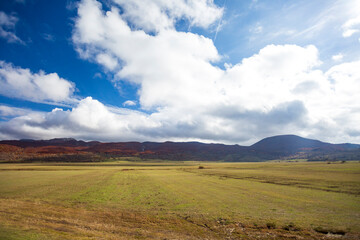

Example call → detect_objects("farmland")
0 161 359 239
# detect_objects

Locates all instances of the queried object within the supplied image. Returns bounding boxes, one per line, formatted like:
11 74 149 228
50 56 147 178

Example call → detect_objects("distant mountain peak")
250 135 329 153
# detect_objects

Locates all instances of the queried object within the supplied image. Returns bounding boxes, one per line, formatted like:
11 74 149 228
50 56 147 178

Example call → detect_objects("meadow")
0 161 359 239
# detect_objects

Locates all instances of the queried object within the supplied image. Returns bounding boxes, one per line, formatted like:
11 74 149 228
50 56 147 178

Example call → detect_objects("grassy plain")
0 161 359 239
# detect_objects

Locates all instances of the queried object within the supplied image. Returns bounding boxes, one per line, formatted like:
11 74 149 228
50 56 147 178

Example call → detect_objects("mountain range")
1 135 359 162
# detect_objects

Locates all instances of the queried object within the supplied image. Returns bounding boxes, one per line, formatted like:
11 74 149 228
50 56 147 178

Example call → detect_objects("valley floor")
0 161 359 239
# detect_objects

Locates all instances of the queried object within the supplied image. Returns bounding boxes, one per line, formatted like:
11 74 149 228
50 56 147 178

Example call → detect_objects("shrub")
266 222 276 229
282 222 300 231
313 226 346 235
217 217 229 225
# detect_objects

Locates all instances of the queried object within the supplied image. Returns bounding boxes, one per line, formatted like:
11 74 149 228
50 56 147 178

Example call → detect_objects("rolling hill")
0 135 359 162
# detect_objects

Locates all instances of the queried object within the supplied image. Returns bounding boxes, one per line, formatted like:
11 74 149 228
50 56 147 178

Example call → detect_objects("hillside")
0 135 359 162
250 135 329 153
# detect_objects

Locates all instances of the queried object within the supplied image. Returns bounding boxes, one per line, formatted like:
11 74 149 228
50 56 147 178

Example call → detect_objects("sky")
0 0 359 145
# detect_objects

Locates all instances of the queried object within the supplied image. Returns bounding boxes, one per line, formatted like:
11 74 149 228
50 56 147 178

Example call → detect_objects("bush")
217 217 229 225
282 222 301 231
313 226 346 235
266 222 276 229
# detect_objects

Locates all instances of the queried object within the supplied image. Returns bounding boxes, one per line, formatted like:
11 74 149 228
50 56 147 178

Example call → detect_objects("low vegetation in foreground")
0 161 359 239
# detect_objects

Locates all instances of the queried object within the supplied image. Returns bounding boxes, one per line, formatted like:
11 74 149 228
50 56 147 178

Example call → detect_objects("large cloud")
73 0 221 109
1 0 359 145
0 61 77 105
71 0 360 144
0 97 158 141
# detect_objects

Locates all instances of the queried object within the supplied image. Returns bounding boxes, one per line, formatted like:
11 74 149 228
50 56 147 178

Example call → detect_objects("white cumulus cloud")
70 0 360 144
0 97 159 141
0 61 77 105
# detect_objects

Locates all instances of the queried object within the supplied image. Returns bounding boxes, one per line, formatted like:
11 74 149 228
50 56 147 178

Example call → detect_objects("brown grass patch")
1 198 355 239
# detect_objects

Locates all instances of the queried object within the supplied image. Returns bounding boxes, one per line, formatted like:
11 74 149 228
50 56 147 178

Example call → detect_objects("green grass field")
0 161 359 239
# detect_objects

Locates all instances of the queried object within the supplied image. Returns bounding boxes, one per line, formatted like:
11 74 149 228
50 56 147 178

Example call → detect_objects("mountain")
250 135 360 160
251 135 360 152
251 135 330 153
0 138 99 148
0 135 359 162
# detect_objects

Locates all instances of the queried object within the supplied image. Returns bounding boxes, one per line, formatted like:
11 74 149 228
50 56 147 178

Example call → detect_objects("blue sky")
0 0 359 145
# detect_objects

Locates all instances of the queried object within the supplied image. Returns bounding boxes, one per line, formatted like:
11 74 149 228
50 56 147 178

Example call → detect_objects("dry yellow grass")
0 161 359 239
